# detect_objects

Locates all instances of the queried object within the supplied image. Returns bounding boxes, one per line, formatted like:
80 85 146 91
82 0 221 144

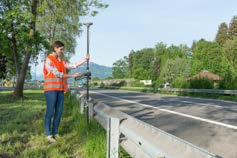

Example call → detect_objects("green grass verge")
0 89 131 158
158 90 237 102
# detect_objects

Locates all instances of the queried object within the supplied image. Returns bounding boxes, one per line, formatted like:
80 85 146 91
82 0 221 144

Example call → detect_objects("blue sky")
34 0 237 77
71 0 237 67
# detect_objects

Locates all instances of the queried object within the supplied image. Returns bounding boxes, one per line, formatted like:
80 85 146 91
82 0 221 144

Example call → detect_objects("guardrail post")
89 101 94 120
80 97 84 114
107 117 120 158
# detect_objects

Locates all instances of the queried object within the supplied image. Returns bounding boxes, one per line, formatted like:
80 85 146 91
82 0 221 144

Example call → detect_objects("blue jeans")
44 91 64 136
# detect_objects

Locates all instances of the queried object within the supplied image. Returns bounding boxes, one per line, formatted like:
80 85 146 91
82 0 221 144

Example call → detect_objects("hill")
69 62 112 81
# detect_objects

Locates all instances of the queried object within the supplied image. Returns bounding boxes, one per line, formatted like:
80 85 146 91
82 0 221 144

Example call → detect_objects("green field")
0 89 130 158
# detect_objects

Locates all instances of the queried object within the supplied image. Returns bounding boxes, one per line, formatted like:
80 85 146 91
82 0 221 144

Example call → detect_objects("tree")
128 50 135 77
191 39 230 77
150 55 161 81
160 58 191 83
37 0 108 58
153 42 167 80
112 56 129 79
0 0 41 95
155 42 167 54
155 43 191 84
215 22 228 46
0 0 108 98
228 16 237 40
219 67 237 90
0 0 29 79
127 42 191 83
223 38 237 70
13 0 38 97
130 48 155 80
191 40 198 53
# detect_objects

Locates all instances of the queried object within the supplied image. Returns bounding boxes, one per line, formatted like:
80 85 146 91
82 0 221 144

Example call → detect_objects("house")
188 70 222 81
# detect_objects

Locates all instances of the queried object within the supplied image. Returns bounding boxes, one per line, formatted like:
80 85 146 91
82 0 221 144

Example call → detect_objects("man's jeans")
44 90 64 136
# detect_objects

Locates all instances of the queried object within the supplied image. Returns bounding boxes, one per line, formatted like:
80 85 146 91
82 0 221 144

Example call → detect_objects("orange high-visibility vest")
43 55 68 92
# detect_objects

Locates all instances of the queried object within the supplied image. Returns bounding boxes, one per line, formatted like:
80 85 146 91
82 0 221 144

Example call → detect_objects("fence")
70 90 221 158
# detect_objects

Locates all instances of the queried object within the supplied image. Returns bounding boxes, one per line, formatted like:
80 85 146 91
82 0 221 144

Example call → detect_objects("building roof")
189 70 222 81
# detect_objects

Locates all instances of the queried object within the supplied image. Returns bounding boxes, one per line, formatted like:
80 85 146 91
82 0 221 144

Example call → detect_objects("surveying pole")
84 22 93 124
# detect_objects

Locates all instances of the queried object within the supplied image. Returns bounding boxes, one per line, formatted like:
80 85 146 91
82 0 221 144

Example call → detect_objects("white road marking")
91 91 237 130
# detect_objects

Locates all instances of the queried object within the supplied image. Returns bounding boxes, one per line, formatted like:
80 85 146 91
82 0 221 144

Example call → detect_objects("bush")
91 82 98 87
171 77 189 88
127 80 145 87
218 74 237 90
189 77 214 89
99 82 105 88
152 79 163 88
110 80 126 87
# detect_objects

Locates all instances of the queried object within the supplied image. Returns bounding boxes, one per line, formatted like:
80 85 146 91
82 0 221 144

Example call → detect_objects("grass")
158 90 237 101
0 89 131 158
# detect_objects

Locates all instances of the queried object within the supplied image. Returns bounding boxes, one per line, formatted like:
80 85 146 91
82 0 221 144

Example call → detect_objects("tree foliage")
215 22 228 46
112 56 129 79
129 48 155 80
0 0 31 78
228 16 237 40
219 68 237 90
223 38 237 70
189 78 214 89
111 16 237 90
0 0 108 97
37 0 108 58
114 42 191 86
191 39 230 77
160 58 191 83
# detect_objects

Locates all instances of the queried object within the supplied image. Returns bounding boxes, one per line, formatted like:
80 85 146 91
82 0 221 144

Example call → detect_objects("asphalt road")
85 88 237 158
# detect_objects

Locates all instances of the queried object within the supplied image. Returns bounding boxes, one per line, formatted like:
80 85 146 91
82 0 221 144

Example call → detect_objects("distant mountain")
33 62 112 82
69 62 112 81
88 62 112 79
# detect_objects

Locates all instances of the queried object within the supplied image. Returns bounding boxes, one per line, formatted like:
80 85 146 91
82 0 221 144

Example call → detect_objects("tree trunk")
13 0 38 98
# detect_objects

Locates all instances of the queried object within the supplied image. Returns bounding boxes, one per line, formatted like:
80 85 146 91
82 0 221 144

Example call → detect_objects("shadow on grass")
0 89 45 105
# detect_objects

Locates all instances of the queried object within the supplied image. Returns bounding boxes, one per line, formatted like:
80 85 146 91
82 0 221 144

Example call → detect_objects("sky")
71 0 237 67
34 0 237 77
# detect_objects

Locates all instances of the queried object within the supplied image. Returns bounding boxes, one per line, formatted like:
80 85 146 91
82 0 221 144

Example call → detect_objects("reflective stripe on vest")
43 77 64 91
44 78 62 82
63 79 68 92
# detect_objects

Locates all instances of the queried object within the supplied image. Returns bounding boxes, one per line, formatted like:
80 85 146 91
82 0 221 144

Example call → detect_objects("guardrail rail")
101 86 237 95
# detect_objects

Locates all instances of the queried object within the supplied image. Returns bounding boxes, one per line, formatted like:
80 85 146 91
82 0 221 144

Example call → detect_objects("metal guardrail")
70 90 221 158
0 87 13 91
102 86 237 95
160 88 237 95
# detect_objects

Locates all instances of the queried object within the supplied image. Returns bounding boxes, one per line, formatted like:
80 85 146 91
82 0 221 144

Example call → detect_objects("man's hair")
51 41 64 52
